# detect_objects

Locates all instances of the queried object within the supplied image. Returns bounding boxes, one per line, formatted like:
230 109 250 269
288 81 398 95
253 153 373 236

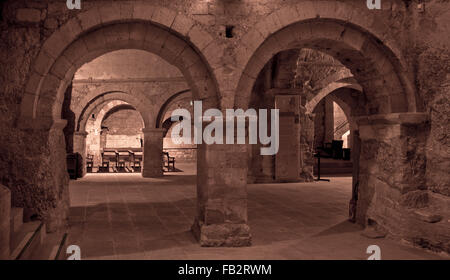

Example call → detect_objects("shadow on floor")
312 220 364 237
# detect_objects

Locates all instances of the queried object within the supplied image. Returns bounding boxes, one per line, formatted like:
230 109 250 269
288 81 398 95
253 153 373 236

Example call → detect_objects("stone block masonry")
0 0 448 254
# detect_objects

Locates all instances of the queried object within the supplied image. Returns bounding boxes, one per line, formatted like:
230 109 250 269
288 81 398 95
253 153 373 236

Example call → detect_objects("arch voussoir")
187 25 214 51
151 6 177 27
102 23 131 45
50 55 75 82
171 14 196 37
76 6 102 32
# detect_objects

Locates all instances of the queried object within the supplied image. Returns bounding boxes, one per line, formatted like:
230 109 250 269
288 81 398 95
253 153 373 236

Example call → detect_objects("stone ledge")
413 210 443 223
192 219 252 247
355 112 429 125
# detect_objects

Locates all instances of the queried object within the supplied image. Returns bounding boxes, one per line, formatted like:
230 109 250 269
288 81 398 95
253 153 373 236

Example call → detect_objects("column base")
191 218 252 247
142 168 163 178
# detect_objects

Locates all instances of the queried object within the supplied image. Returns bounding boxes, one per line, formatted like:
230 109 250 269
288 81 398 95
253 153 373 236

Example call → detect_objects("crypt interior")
0 0 448 260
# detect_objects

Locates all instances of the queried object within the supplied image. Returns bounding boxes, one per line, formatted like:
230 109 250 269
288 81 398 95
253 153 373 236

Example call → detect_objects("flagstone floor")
67 163 448 260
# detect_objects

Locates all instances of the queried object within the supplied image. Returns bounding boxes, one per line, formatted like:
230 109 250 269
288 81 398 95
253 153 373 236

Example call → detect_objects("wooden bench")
117 150 130 169
127 148 143 170
67 153 78 179
101 149 118 171
86 154 94 172
163 152 175 171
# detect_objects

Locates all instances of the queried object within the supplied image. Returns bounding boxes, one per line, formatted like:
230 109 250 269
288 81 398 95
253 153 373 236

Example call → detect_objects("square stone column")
73 131 88 177
0 185 10 259
142 128 165 178
192 121 251 246
17 118 70 233
352 113 450 252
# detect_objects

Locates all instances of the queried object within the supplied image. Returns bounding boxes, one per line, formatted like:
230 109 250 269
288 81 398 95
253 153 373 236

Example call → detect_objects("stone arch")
82 100 145 168
155 89 192 128
306 82 362 115
77 91 152 133
15 5 223 231
234 1 418 114
92 101 138 133
20 3 220 130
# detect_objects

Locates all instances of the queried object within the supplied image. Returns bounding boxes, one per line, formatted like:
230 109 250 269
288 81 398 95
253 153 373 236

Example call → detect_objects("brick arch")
20 4 220 129
234 1 418 114
77 91 151 133
155 89 192 128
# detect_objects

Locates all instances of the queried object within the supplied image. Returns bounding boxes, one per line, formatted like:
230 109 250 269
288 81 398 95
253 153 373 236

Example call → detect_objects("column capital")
357 112 429 141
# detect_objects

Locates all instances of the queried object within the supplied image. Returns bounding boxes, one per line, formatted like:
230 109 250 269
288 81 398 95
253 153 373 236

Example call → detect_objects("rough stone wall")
163 127 197 163
402 1 449 252
313 100 326 149
102 108 143 148
160 94 197 162
410 2 450 199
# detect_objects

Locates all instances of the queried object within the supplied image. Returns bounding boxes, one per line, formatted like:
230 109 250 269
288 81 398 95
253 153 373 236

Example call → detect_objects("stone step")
10 207 23 233
29 231 68 260
9 221 45 260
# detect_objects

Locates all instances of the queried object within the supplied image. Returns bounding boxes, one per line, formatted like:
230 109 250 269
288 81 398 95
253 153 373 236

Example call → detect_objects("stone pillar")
0 185 10 260
324 97 334 143
142 128 165 178
349 130 361 222
17 118 70 233
192 120 251 247
275 95 300 182
73 131 88 177
299 111 315 181
355 113 430 228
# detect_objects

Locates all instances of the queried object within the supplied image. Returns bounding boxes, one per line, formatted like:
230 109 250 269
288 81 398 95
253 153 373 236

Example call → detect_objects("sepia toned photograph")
0 0 448 266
